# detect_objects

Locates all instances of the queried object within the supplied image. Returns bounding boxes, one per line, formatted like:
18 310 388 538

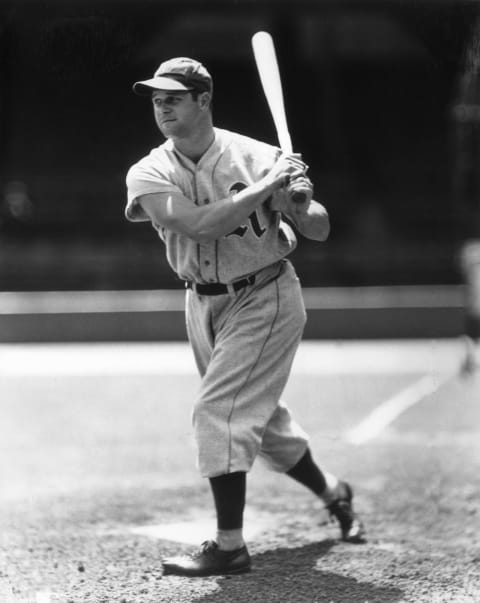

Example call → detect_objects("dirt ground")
0 341 479 603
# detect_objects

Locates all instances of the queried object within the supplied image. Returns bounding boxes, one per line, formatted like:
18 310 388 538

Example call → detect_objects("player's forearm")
183 154 303 241
191 178 278 242
139 176 280 243
289 201 330 241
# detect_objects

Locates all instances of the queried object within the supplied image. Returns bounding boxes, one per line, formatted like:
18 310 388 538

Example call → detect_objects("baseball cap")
133 57 212 95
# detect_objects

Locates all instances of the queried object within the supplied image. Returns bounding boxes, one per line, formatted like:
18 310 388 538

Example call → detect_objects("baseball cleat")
327 481 366 543
162 540 251 577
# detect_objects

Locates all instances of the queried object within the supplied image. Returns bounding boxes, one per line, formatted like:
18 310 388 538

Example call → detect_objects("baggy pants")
186 259 310 478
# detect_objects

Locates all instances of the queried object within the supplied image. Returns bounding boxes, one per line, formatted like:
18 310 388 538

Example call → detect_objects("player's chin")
158 120 178 134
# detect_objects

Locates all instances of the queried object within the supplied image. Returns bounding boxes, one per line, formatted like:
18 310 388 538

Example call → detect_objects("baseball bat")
251 31 306 203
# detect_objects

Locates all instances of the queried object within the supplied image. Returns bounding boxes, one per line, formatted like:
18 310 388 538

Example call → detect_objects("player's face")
151 90 206 138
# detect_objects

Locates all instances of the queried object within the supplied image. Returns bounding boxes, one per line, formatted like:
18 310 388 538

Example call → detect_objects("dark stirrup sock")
209 471 247 530
286 448 328 496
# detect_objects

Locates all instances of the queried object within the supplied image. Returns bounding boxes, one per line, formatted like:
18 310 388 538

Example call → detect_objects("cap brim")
132 76 193 95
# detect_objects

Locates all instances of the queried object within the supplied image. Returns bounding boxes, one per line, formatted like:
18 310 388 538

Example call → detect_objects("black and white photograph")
1 0 479 601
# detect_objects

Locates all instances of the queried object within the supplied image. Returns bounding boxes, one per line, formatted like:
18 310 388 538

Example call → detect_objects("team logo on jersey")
226 182 266 239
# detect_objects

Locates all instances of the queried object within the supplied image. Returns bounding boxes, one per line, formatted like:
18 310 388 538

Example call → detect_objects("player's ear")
199 92 212 111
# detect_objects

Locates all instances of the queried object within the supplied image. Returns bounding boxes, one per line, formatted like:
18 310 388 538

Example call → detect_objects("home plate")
129 508 277 545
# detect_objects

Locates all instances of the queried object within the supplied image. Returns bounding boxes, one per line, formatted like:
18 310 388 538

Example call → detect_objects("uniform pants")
186 259 309 478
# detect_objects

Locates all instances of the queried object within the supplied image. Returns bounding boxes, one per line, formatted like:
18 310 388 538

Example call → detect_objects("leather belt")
186 274 256 296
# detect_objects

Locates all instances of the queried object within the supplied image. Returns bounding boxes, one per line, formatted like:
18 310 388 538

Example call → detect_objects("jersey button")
204 260 211 266
204 198 210 205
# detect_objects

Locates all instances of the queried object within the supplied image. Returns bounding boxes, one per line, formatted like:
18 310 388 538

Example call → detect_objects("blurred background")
1 0 480 339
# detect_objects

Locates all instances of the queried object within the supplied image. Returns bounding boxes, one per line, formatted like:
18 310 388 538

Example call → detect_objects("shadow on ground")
189 541 404 603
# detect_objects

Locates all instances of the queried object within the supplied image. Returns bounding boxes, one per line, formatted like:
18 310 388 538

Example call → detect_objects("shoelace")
196 540 218 557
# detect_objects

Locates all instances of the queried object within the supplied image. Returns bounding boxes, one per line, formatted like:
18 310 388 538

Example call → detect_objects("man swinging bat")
125 54 366 577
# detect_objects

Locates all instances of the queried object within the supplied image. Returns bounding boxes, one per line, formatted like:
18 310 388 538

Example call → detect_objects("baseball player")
125 57 365 577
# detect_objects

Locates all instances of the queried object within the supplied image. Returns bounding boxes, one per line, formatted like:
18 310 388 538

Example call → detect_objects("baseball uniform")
126 127 310 477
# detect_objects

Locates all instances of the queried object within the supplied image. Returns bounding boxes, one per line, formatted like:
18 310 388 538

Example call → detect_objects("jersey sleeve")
125 160 183 222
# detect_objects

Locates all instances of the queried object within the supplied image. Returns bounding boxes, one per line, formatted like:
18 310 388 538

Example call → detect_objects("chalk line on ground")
345 372 455 445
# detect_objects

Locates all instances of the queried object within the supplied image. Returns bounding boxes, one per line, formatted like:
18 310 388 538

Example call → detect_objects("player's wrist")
261 172 287 194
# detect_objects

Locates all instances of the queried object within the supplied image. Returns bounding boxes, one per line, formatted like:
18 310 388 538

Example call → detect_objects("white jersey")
125 127 297 284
